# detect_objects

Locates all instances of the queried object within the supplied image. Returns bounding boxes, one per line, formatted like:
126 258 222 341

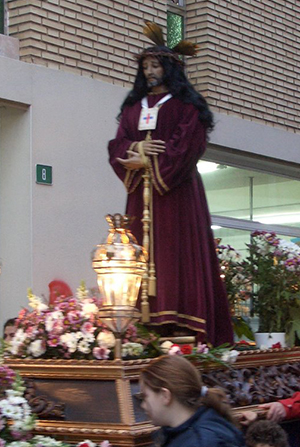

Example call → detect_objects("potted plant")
243 230 300 348
216 243 254 341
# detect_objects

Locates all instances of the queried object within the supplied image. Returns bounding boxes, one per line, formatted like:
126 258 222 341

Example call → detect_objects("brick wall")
6 0 300 133
186 0 300 133
7 0 167 86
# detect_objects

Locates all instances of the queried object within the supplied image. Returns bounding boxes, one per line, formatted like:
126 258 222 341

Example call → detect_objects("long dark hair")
119 46 214 132
140 355 237 425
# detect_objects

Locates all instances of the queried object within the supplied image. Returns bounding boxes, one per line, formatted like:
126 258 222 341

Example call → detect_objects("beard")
146 76 164 89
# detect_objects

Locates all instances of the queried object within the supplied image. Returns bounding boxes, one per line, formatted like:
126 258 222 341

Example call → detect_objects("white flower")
78 339 91 354
32 436 66 446
221 349 239 364
45 311 64 331
82 332 95 344
0 401 16 418
6 395 26 405
14 328 27 343
28 339 46 357
97 331 116 348
28 294 48 313
81 301 98 317
60 333 78 353
76 283 89 300
122 342 144 358
9 442 31 447
6 389 23 398
9 339 23 356
75 331 85 340
160 340 173 353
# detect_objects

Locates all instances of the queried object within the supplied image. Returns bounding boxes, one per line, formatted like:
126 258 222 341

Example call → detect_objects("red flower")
181 344 192 355
272 342 282 349
236 340 250 346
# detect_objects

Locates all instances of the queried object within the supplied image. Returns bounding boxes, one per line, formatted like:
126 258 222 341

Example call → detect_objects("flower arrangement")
6 285 160 361
216 244 254 340
160 341 239 367
243 231 300 333
5 283 239 365
0 351 110 447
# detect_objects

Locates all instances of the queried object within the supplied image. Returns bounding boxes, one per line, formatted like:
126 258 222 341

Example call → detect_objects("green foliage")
232 316 255 341
243 232 300 333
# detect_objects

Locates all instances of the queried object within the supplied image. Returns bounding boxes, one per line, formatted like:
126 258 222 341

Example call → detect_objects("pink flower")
196 342 209 354
67 310 81 324
47 336 60 347
17 308 28 321
81 322 94 334
26 325 38 337
51 320 64 335
168 344 182 355
93 346 110 360
67 298 78 308
55 301 69 311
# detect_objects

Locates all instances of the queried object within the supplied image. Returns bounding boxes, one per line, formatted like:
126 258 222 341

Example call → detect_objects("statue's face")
142 56 164 89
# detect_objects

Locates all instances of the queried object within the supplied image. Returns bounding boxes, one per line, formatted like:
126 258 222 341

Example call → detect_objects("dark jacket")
154 406 245 447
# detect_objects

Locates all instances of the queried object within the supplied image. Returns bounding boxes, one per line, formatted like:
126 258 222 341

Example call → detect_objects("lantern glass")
92 214 147 337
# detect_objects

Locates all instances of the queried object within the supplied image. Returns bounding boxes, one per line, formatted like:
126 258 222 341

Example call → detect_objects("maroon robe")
108 93 233 346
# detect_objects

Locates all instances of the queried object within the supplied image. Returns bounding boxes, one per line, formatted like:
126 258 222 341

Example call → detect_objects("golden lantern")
92 214 147 358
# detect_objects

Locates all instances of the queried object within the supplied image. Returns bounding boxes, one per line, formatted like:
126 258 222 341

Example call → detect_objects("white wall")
211 112 300 164
0 105 31 323
0 56 127 327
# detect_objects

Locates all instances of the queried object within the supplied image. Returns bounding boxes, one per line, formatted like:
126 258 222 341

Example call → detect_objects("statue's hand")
116 152 144 170
142 140 165 156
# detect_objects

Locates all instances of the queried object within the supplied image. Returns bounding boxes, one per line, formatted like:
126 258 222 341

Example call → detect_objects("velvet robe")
108 93 233 345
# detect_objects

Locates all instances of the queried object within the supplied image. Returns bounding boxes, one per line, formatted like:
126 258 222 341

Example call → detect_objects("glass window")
167 12 183 49
198 161 300 229
170 0 185 5
0 0 4 34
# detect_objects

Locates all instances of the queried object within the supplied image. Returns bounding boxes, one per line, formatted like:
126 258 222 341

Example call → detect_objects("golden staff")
137 131 156 322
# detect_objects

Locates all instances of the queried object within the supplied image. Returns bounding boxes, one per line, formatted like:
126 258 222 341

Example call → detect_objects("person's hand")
260 402 287 422
239 411 258 426
141 140 165 156
116 152 144 170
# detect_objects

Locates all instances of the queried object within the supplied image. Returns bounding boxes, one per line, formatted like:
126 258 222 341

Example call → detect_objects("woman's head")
140 355 236 427
140 356 203 426
140 355 202 414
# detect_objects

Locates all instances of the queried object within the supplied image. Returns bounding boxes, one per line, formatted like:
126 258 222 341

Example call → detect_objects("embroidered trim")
153 155 169 193
148 158 164 195
137 141 149 167
124 169 133 190
127 172 143 194
149 310 206 325
148 320 206 334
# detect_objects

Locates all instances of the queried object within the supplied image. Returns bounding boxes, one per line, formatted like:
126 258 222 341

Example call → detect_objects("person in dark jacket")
245 420 289 447
140 355 245 447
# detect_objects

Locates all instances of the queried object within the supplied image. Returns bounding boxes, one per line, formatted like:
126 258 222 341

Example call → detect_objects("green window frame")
0 0 4 34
